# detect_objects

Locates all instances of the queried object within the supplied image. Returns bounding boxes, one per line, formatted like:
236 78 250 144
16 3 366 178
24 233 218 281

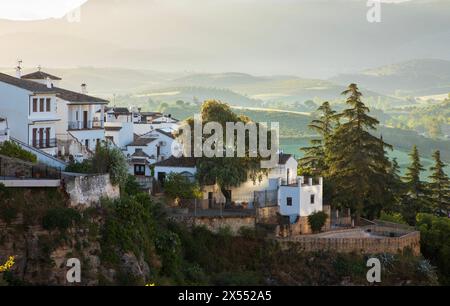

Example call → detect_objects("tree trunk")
221 187 231 206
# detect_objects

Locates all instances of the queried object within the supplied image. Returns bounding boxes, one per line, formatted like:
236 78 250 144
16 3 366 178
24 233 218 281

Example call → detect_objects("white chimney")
46 77 52 89
15 66 22 79
81 83 87 94
308 178 313 186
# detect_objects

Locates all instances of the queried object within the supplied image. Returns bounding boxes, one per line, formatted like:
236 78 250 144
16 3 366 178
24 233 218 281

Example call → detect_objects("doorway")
83 111 88 129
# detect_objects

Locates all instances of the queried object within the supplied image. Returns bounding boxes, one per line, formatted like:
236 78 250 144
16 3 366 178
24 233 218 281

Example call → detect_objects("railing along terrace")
32 138 57 149
68 120 103 130
0 156 61 180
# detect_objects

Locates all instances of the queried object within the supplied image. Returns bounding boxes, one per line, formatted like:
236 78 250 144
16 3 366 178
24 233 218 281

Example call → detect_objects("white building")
0 117 10 143
277 176 323 217
0 69 108 158
133 112 179 136
153 153 323 217
124 129 175 177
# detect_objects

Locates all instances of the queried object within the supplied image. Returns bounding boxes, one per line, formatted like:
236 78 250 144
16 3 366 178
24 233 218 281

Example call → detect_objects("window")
39 128 44 147
32 128 37 147
32 98 38 112
76 111 79 121
39 98 45 112
45 128 51 147
85 139 89 148
46 98 51 112
310 194 315 204
134 164 146 176
286 197 292 206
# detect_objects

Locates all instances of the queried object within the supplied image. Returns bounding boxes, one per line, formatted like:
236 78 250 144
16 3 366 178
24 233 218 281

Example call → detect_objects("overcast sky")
0 0 449 78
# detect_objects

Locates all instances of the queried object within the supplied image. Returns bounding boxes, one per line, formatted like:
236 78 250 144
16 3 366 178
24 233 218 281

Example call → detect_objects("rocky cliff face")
0 188 149 286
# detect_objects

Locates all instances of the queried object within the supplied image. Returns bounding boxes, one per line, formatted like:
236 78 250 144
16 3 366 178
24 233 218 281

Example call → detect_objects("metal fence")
0 156 61 180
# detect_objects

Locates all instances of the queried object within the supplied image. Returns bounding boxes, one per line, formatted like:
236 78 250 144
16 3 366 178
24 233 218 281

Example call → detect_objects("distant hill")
167 72 401 106
0 67 406 107
135 86 263 107
331 59 450 97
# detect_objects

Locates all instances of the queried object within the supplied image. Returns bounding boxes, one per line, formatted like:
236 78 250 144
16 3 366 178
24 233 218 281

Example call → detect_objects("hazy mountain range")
331 59 450 96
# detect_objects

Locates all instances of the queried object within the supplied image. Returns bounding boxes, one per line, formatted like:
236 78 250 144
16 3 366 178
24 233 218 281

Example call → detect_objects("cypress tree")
428 150 450 217
299 101 336 176
402 145 429 224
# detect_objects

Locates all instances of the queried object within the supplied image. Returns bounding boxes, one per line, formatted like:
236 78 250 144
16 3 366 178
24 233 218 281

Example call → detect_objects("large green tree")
427 150 450 217
184 100 268 204
299 101 336 176
326 84 393 222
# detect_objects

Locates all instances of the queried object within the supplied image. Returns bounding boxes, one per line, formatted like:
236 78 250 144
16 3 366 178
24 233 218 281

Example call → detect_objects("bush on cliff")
0 141 37 163
308 211 328 233
416 213 450 285
42 207 81 231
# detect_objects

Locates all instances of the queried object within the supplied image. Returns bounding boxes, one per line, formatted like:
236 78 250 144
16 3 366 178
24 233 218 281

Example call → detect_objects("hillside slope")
331 59 450 96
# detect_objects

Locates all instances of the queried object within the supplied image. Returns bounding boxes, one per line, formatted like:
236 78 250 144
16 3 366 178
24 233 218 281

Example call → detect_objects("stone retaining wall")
276 225 421 255
63 173 120 207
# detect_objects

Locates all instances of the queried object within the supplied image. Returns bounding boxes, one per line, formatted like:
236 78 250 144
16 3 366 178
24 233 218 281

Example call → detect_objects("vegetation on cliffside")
0 184 441 286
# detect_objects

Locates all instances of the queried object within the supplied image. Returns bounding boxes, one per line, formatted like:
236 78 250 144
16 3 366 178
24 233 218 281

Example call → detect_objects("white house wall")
278 183 323 217
299 184 323 216
278 186 301 216
69 128 105 151
54 97 69 137
0 82 32 143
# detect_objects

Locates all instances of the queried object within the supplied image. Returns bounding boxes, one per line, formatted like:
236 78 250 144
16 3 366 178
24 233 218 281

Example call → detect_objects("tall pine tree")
402 145 429 224
299 101 336 176
428 150 450 217
326 84 393 222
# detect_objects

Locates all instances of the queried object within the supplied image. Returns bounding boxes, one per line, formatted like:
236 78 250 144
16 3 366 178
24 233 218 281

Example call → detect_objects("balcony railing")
68 120 103 130
32 138 57 149
280 178 299 186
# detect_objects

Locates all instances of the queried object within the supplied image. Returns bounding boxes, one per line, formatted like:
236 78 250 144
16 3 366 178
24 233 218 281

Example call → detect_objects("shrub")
123 175 141 195
92 142 128 186
379 211 408 225
42 207 81 231
155 231 182 277
65 160 93 174
0 141 37 163
416 213 450 285
100 195 156 265
308 211 328 233
0 204 18 224
164 173 202 201
0 183 17 223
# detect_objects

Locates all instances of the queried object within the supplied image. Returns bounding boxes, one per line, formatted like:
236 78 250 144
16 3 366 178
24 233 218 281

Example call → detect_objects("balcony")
32 138 57 149
68 120 103 130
